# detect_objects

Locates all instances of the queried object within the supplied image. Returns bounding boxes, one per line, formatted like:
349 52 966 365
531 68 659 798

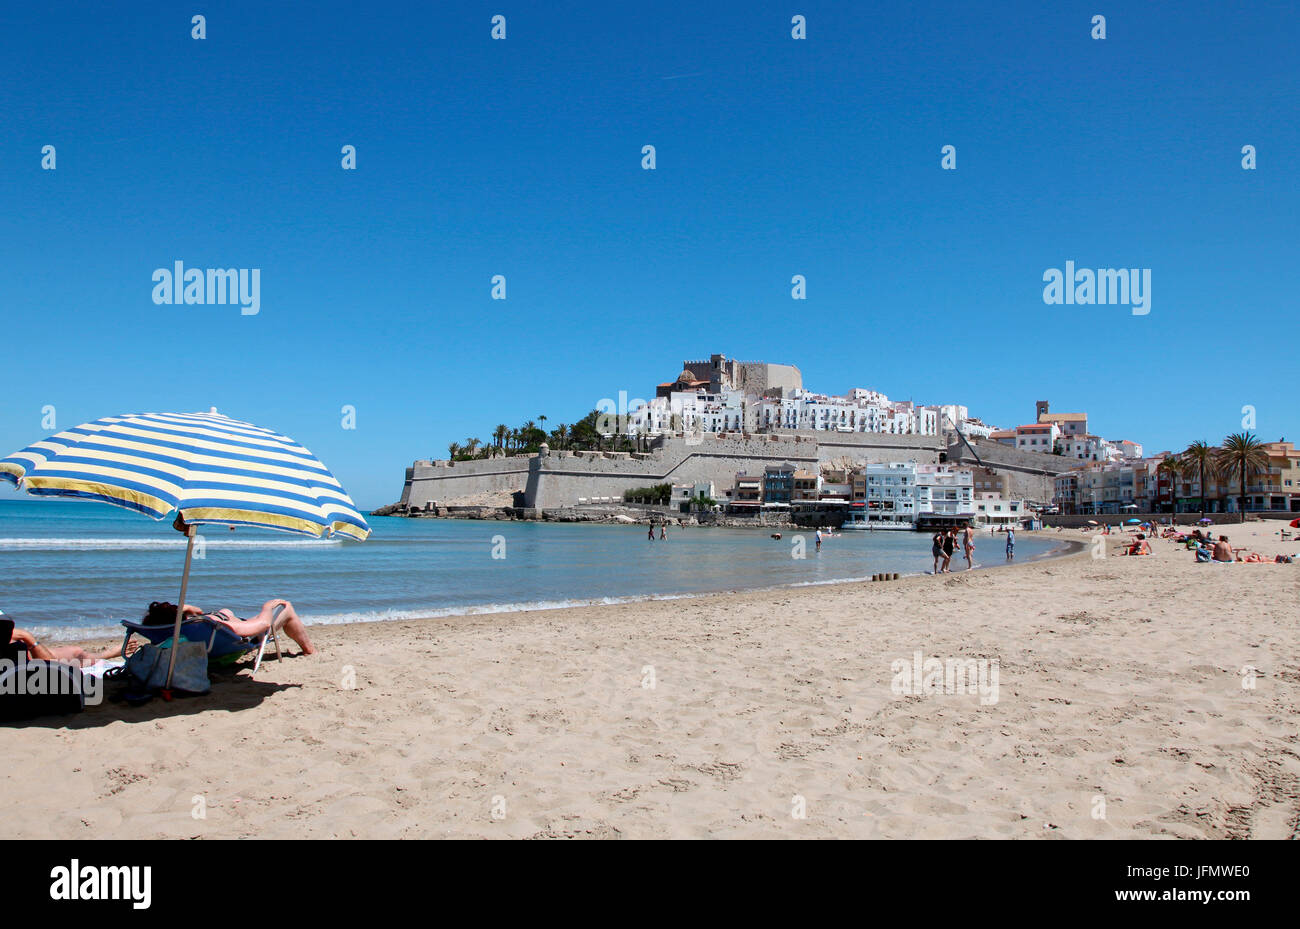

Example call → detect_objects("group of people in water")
930 525 1013 573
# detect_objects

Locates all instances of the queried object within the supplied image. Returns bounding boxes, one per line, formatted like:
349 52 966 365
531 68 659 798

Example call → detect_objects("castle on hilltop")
660 354 804 399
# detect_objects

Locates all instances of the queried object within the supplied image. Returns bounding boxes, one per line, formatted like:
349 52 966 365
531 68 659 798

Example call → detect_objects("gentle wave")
0 537 343 551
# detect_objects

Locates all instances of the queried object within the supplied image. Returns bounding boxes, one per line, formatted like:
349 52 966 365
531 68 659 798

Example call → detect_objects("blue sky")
1 1 1297 508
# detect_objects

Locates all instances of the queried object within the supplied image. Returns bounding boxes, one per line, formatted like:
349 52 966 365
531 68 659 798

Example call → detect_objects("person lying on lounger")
139 599 316 655
7 627 139 665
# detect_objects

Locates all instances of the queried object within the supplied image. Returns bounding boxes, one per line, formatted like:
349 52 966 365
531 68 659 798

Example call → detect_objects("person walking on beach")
1005 527 1015 561
941 528 956 573
931 531 945 574
962 524 975 570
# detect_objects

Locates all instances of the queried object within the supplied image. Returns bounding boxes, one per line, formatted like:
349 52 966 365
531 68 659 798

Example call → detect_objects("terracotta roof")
1039 412 1086 422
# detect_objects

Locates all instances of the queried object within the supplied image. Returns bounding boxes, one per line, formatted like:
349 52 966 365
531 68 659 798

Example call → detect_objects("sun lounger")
119 605 284 677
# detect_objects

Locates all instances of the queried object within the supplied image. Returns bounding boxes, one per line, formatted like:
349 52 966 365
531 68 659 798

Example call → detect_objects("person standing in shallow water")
931 532 944 574
660 523 667 541
962 524 975 570
648 523 655 542
1005 527 1015 560
941 529 956 573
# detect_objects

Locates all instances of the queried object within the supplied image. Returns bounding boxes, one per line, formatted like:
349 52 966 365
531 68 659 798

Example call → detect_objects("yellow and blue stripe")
1 411 370 541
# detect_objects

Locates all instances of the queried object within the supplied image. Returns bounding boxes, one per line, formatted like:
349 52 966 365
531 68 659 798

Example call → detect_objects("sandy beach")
2 522 1297 840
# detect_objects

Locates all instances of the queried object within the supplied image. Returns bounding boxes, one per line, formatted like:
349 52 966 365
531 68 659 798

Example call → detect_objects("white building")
671 481 716 508
627 390 745 437
628 375 955 441
1057 433 1105 461
915 464 976 519
851 461 918 526
959 417 996 439
1015 423 1061 454
924 404 997 440
972 492 1025 527
754 389 938 436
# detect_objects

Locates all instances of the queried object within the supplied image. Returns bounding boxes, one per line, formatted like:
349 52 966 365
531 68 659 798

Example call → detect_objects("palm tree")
463 438 481 459
1157 456 1182 515
493 424 508 452
1178 441 1216 520
447 441 460 460
1216 432 1270 522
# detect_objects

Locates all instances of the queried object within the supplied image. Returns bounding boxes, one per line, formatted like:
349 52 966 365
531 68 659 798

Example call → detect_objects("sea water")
0 498 1066 640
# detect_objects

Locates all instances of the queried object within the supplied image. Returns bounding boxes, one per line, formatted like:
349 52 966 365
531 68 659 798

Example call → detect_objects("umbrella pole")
163 526 197 696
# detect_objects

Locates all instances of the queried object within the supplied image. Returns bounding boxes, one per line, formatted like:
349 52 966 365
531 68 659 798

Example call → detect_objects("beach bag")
125 640 211 695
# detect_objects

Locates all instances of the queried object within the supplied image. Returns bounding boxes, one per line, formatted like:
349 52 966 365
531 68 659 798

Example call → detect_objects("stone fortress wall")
394 431 1057 511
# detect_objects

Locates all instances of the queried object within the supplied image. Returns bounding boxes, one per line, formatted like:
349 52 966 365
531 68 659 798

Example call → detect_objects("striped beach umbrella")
1 409 369 690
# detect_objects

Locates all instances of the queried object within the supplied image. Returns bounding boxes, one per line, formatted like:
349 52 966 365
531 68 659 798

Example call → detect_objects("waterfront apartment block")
1053 442 1300 515
973 493 1026 526
914 464 977 527
845 461 919 527
762 464 795 504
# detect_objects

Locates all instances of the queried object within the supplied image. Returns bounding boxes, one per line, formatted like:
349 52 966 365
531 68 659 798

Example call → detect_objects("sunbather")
1120 533 1151 556
7 627 139 665
1212 536 1235 563
141 599 316 655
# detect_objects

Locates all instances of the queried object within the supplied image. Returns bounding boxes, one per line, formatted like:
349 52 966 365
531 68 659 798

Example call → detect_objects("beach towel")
79 658 124 679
